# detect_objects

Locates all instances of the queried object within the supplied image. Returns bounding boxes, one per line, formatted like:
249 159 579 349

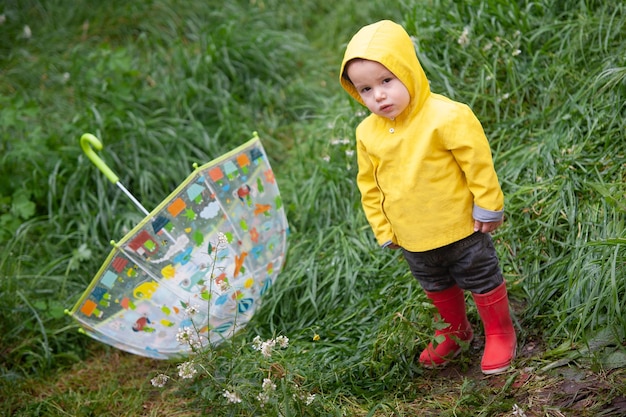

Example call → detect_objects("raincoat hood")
340 20 430 118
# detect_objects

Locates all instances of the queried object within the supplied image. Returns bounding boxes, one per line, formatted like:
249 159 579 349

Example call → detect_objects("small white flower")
23 25 32 39
512 49 522 56
261 339 275 357
150 373 170 387
345 150 354 158
177 361 197 379
252 335 263 350
176 326 194 344
256 391 270 405
322 155 330 162
330 138 351 146
275 335 289 348
305 394 316 405
185 304 199 316
457 26 470 47
511 403 527 417
262 378 276 392
0 15 6 25
223 390 242 403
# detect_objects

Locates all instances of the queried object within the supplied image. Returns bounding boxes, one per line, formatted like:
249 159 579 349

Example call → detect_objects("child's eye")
382 77 393 84
360 87 371 93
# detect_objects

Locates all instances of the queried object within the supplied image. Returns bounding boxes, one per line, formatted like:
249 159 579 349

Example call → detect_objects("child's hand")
474 220 503 234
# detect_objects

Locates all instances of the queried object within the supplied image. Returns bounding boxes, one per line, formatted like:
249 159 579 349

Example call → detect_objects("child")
339 20 516 375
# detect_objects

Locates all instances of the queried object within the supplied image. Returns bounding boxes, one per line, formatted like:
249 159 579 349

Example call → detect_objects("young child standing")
339 20 516 375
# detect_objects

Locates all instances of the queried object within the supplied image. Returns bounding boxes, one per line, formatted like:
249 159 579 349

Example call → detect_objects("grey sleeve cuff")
381 241 393 248
473 205 504 222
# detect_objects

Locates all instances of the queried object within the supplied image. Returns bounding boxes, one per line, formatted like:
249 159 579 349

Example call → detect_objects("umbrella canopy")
68 133 288 359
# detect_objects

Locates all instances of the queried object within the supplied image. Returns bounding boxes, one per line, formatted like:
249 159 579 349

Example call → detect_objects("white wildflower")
177 361 197 379
223 390 242 403
457 26 470 47
483 42 493 52
322 155 330 162
257 391 270 405
275 335 289 349
293 391 316 405
262 378 276 392
252 335 263 351
185 304 199 316
176 326 194 344
345 149 354 158
175 326 203 350
261 339 276 357
512 49 522 56
0 15 6 25
330 138 351 146
511 403 527 416
150 373 170 388
23 25 32 39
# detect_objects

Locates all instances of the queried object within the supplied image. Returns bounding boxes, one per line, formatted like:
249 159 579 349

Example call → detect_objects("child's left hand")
474 220 503 234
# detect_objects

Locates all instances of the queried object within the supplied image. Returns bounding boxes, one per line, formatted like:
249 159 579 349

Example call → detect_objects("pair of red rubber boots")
419 283 517 375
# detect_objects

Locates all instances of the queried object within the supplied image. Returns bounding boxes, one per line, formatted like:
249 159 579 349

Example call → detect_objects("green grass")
1 0 625 415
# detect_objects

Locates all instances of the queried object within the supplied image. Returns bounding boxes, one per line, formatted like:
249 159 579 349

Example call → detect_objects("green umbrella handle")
80 133 120 184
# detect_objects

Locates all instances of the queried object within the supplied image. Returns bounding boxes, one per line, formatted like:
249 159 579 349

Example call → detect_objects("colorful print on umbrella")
68 133 288 359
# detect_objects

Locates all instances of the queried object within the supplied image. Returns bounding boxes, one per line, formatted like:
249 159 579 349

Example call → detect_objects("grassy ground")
1 0 625 415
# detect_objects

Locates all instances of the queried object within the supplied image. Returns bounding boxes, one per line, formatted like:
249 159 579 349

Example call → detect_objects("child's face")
346 59 410 120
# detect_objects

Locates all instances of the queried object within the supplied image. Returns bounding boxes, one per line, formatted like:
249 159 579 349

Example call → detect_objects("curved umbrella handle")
80 133 120 184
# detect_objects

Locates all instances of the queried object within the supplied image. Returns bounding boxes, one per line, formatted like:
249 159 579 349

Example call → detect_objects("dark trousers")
402 232 503 294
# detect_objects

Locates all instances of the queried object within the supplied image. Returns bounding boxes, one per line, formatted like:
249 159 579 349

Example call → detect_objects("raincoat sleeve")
445 105 504 218
356 137 395 247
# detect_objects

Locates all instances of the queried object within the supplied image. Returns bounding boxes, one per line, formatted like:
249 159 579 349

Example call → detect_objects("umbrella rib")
115 181 177 243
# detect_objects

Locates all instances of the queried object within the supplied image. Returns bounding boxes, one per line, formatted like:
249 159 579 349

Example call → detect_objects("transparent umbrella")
66 132 288 359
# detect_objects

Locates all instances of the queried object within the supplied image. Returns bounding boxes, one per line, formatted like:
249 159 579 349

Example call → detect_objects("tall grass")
1 0 624 414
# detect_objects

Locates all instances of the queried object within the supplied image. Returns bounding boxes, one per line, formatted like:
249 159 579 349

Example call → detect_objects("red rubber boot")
472 282 517 375
419 285 473 368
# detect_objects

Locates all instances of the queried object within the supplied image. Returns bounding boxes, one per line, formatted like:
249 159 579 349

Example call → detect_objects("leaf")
11 190 36 220
68 243 93 271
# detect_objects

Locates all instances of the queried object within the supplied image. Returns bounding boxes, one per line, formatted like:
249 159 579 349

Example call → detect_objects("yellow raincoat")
339 20 504 252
